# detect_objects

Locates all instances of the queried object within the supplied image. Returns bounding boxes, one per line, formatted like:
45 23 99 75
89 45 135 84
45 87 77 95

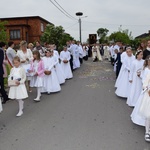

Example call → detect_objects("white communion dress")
115 51 127 88
127 59 144 107
30 60 44 88
115 55 135 98
8 67 28 100
138 73 150 119
53 54 65 84
42 56 61 93
131 67 150 126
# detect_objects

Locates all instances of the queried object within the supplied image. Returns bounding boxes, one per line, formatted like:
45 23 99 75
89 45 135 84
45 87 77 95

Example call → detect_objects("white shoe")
47 92 50 95
34 98 40 102
16 110 23 117
145 133 150 142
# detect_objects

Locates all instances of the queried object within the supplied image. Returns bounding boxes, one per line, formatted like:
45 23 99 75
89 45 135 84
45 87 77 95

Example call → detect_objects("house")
0 16 53 44
135 30 150 39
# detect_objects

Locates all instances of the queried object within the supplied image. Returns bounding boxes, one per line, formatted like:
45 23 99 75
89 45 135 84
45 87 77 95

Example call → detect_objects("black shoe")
2 98 10 104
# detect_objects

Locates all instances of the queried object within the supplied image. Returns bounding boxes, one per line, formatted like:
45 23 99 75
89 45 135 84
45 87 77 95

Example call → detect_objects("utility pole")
76 12 83 43
79 17 82 43
76 12 87 43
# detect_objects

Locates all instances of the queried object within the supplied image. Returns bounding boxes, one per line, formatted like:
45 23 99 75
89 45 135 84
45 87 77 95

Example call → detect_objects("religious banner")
89 34 97 44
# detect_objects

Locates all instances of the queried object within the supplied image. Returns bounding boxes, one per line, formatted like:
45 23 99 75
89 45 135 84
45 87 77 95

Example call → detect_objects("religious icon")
89 34 97 44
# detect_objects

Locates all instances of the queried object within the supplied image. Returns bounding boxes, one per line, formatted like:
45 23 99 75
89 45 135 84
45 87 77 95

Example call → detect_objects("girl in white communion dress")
8 56 28 117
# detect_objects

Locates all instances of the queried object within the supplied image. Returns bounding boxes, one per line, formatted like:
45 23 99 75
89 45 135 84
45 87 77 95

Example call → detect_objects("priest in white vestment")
92 44 102 62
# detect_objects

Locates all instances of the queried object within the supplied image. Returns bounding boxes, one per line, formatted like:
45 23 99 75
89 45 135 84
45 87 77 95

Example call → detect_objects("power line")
49 0 77 20
65 22 79 30
83 20 150 27
53 0 77 20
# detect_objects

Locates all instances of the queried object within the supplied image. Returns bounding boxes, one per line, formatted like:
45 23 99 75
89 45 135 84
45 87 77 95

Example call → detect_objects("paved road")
0 59 149 150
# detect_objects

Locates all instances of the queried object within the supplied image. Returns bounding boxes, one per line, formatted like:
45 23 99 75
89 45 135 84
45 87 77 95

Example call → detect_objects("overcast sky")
0 0 150 42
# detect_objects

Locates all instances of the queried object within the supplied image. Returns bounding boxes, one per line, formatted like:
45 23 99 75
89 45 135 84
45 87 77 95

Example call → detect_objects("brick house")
0 16 53 44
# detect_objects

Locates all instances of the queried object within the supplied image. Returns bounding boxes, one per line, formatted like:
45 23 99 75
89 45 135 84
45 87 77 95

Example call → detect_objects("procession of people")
1 38 150 143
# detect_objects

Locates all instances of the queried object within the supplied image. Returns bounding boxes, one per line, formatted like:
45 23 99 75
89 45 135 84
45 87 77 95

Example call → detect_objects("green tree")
97 28 109 43
130 39 140 50
109 31 131 45
0 21 9 43
41 24 74 50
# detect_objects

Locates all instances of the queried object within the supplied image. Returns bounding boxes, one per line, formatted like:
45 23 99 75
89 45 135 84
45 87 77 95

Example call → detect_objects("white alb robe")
60 51 73 79
83 46 88 57
73 45 80 69
109 45 115 58
78 45 84 59
103 46 110 59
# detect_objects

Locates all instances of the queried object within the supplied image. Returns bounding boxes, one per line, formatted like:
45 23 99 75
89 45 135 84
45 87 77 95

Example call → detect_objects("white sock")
16 99 24 117
35 87 41 100
145 119 150 134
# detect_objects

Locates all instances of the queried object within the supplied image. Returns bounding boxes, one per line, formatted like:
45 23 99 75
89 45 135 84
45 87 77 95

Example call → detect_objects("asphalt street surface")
0 59 150 150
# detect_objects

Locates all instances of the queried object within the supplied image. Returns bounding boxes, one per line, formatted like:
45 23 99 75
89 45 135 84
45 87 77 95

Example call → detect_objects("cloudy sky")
0 0 150 42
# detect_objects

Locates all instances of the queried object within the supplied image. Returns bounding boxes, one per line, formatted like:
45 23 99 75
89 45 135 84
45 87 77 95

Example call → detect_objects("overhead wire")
53 0 77 20
64 22 79 30
49 0 77 20
83 20 150 27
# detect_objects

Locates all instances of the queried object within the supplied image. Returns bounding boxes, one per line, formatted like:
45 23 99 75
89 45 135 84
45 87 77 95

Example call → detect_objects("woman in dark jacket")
0 42 9 104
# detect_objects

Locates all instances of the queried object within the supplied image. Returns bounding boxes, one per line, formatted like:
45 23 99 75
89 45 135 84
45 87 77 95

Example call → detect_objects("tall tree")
0 21 9 43
97 28 109 43
41 24 74 50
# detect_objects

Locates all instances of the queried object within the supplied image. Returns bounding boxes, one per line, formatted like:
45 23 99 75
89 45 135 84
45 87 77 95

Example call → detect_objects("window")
10 30 21 40
41 23 44 32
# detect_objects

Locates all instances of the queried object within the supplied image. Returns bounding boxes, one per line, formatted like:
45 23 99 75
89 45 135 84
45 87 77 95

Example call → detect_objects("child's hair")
13 56 20 63
126 47 132 51
45 48 53 53
135 49 143 59
33 50 41 61
143 55 150 69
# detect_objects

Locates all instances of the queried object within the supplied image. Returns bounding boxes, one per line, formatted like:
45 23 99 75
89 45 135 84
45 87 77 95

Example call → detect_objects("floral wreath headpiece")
135 49 142 57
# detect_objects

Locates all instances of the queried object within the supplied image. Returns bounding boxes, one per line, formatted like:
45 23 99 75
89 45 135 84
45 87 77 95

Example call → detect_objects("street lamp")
76 12 87 43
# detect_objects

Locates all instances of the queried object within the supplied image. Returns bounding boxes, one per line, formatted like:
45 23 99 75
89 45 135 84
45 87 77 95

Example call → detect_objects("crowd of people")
113 40 150 142
1 40 110 117
0 40 92 117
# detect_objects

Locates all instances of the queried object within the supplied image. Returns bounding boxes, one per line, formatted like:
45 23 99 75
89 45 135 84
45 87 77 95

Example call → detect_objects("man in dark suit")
0 42 9 104
114 48 122 78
